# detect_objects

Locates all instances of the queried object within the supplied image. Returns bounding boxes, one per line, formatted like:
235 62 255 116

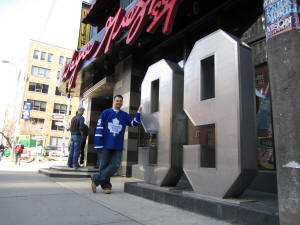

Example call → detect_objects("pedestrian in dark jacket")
67 106 85 169
0 143 4 161
80 124 89 165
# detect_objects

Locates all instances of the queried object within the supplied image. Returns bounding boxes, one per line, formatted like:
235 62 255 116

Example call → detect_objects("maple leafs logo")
108 118 123 136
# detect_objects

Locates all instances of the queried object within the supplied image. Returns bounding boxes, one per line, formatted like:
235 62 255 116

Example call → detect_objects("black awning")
82 0 119 27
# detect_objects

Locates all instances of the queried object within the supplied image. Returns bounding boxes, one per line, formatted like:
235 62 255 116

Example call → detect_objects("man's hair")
113 95 123 100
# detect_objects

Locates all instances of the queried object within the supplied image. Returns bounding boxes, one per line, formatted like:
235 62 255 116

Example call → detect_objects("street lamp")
0 60 22 79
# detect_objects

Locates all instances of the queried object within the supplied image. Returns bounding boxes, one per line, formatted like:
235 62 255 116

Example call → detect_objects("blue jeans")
68 135 82 167
93 149 122 189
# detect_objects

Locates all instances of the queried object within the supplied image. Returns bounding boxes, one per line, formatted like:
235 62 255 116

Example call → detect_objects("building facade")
60 0 265 174
19 40 80 151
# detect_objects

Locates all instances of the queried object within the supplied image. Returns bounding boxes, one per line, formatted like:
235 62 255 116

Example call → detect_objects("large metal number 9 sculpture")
183 30 257 197
137 59 186 186
134 30 257 198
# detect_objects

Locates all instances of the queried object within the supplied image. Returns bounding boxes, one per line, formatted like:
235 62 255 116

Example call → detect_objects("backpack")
16 144 23 153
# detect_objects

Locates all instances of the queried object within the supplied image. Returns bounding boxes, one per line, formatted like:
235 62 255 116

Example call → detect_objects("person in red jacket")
15 143 24 166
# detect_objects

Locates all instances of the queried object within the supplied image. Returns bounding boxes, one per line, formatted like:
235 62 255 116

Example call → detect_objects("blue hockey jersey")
94 108 141 151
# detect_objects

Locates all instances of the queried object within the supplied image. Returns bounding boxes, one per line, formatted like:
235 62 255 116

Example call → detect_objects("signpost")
61 96 71 159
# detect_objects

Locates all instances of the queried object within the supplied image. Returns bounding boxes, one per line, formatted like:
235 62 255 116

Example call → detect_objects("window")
29 118 45 129
26 99 46 112
31 66 51 78
53 103 67 114
30 118 45 124
26 118 44 129
41 52 46 60
50 137 69 150
28 82 49 94
55 87 66 97
51 120 64 131
33 50 39 59
57 71 61 80
59 56 64 65
48 53 53 62
53 103 71 114
66 57 71 64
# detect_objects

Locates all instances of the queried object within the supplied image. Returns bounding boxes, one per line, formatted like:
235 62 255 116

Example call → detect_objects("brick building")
19 40 80 151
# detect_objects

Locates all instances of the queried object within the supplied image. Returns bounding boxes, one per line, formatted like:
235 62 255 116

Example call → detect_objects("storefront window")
242 15 275 170
255 66 275 170
50 137 69 150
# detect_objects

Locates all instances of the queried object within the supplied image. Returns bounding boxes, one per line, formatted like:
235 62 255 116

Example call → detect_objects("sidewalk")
0 155 66 172
0 164 233 225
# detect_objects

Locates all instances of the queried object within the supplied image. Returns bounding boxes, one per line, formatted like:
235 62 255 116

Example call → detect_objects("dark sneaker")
91 175 96 193
104 189 111 194
74 165 82 169
67 165 73 168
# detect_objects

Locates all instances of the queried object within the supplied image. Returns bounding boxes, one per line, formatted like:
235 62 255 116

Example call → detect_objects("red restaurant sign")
62 0 183 89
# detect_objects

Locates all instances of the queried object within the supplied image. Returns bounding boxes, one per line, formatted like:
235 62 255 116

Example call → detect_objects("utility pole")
264 1 300 224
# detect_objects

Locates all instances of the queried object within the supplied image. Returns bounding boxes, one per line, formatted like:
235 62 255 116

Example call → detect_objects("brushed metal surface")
138 59 186 186
183 30 257 197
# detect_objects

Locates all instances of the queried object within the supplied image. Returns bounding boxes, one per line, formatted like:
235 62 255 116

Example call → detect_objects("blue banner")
22 102 31 120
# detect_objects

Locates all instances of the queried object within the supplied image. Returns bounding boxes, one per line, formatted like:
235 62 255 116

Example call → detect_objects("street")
0 167 232 225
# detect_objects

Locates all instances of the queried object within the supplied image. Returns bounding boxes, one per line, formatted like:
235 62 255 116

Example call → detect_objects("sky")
0 0 84 131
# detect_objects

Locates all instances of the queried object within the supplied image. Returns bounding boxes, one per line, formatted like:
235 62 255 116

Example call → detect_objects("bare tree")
0 105 17 149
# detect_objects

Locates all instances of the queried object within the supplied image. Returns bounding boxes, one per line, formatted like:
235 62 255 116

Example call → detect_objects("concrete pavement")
0 170 233 225
0 156 66 172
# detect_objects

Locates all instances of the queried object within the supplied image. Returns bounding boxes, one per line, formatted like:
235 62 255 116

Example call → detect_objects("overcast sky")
0 0 84 130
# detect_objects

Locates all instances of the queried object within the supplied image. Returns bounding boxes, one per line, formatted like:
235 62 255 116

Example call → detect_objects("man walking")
15 143 24 166
68 106 85 169
91 95 142 194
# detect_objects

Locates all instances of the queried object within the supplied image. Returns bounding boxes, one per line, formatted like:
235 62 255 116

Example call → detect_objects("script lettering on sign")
63 0 183 89
61 41 99 88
